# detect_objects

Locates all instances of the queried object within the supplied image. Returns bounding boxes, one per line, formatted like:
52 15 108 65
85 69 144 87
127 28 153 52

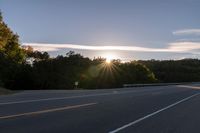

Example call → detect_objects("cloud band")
22 42 200 54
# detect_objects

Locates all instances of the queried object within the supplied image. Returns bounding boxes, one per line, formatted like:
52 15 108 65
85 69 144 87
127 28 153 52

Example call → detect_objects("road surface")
0 84 200 133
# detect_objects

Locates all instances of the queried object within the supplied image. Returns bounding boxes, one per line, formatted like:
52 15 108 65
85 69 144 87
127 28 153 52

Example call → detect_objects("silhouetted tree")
0 12 25 88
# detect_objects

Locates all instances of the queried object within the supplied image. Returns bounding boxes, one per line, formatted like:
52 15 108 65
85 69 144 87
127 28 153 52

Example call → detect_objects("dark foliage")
22 54 156 90
138 59 200 83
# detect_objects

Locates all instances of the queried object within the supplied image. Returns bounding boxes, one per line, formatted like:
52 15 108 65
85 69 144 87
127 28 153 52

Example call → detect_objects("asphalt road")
0 84 200 133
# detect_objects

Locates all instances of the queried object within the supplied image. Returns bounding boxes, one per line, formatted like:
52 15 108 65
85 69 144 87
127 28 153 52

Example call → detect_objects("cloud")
22 43 166 52
31 46 59 51
22 42 200 54
173 29 200 36
168 42 200 52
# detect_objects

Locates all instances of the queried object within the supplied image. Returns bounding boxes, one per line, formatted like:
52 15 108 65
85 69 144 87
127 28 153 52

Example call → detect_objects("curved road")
0 84 200 133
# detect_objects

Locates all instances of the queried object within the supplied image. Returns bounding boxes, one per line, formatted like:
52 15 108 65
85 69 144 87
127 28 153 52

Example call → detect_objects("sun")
104 54 115 64
106 58 111 64
99 53 119 77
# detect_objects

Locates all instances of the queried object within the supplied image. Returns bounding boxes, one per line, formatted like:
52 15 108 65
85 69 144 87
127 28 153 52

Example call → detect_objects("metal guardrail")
123 82 200 88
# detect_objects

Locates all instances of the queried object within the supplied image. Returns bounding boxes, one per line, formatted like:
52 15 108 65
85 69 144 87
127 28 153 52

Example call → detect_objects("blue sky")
1 0 200 60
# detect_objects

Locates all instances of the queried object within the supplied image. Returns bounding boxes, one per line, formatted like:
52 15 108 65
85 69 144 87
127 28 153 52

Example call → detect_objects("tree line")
0 12 200 90
138 59 200 83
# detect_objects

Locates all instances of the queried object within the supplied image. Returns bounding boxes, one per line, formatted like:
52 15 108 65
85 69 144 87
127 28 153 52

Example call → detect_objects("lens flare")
106 58 111 64
104 54 116 64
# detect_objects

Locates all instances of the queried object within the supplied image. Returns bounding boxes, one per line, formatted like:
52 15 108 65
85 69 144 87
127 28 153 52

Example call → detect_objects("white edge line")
109 92 200 133
0 93 115 105
0 87 167 106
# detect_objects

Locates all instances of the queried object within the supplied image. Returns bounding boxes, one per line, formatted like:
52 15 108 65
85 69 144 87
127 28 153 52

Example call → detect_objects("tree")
0 12 25 88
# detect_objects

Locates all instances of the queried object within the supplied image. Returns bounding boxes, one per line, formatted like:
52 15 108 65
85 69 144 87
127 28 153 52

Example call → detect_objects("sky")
1 0 200 60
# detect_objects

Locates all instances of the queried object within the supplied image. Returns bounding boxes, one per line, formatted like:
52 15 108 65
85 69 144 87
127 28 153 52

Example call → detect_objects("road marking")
109 93 200 133
0 93 113 105
178 85 200 90
0 102 97 119
0 87 173 106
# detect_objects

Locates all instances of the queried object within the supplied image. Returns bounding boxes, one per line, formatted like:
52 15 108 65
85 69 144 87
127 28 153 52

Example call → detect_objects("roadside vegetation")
0 87 12 95
0 12 200 91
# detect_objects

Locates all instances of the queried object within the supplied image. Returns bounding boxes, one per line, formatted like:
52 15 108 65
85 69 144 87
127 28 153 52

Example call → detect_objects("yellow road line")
0 102 97 119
